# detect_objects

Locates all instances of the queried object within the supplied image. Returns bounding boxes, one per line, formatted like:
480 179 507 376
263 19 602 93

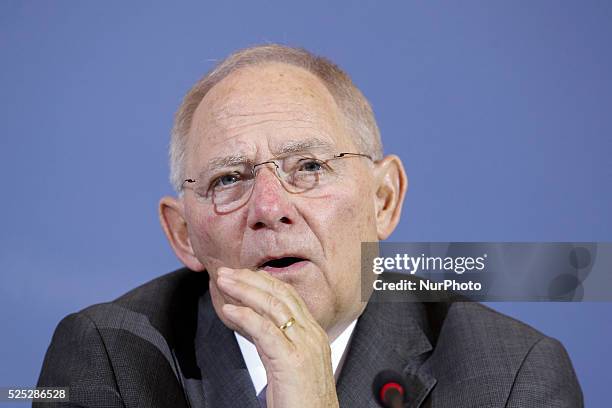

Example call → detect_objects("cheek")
186 206 245 269
310 183 377 261
330 185 377 238
307 186 375 315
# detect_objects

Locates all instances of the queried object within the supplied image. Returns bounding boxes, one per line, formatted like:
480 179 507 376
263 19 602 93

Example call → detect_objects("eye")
298 159 323 172
212 172 242 188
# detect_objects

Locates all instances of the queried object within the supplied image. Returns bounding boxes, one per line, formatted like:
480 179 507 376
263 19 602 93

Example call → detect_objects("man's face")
180 63 380 336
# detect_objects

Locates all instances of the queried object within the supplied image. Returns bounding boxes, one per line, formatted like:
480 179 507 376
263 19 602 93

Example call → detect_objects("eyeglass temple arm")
335 152 373 160
180 178 196 191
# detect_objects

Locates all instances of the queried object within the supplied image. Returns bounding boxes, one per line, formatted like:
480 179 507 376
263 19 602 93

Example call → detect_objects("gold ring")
279 317 295 331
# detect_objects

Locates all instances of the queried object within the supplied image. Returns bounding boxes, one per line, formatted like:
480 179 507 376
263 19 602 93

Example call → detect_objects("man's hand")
216 267 340 408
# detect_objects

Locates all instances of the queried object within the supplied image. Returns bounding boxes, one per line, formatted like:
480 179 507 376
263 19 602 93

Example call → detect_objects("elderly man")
37 45 582 407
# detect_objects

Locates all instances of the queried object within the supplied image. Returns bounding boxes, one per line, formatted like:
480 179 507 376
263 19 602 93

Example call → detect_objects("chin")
302 295 338 329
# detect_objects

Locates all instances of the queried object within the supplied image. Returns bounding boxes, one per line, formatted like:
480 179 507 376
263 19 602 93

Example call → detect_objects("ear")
159 196 206 271
372 155 408 240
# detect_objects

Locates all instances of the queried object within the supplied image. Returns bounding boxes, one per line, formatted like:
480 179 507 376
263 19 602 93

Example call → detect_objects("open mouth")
259 257 307 271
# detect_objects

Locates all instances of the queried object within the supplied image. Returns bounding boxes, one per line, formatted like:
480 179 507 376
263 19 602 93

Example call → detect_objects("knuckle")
260 318 278 337
271 279 288 295
266 294 284 314
279 281 298 297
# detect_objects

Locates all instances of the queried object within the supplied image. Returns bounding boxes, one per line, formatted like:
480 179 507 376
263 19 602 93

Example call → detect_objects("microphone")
372 370 407 408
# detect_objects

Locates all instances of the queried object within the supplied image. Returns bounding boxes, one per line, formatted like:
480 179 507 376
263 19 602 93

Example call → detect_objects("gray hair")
169 44 383 192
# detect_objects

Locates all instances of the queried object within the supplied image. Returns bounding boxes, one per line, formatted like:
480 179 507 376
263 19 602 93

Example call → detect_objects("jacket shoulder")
37 268 205 408
433 301 547 375
428 301 582 406
80 267 208 325
445 301 545 342
36 311 125 407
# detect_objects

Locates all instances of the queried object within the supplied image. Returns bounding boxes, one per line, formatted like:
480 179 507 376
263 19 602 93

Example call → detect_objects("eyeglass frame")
180 152 374 209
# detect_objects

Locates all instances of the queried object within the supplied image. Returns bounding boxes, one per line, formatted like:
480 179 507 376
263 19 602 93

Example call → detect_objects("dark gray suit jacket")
36 268 583 407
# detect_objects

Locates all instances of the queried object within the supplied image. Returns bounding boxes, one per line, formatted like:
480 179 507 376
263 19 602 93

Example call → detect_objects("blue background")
1 1 610 405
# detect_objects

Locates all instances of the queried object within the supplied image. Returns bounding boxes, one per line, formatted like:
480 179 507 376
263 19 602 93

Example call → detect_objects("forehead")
187 63 352 166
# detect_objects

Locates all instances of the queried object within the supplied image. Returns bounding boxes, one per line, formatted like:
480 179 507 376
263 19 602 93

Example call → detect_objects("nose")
246 165 295 231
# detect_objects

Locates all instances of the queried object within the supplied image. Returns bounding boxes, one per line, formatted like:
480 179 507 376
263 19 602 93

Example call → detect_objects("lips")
257 256 310 273
260 257 305 268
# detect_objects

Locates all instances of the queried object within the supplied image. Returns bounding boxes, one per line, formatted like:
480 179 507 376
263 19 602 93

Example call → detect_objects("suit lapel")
336 299 437 407
195 292 261 408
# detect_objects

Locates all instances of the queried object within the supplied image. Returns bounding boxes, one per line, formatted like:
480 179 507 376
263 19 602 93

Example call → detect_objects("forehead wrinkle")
219 117 316 135
213 100 319 120
274 124 334 135
193 100 316 139
187 125 250 170
212 100 318 125
214 108 316 121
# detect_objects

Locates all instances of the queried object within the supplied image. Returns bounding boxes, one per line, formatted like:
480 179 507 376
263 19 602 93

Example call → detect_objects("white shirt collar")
235 320 358 395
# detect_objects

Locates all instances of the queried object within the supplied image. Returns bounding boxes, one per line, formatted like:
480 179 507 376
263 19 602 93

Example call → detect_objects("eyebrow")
199 137 335 176
198 154 253 177
271 137 335 156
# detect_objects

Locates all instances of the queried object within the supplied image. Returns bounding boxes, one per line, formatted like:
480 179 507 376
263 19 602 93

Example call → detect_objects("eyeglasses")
181 152 373 213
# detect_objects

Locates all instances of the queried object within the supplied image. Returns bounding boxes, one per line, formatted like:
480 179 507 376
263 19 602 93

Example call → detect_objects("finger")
210 278 244 307
218 267 311 321
221 303 294 360
217 274 296 330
